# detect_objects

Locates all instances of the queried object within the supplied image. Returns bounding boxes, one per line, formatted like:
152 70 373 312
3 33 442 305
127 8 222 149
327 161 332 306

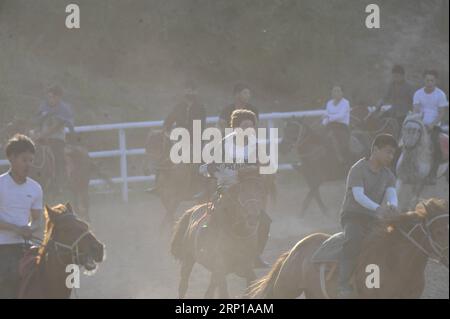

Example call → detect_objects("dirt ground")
75 174 449 299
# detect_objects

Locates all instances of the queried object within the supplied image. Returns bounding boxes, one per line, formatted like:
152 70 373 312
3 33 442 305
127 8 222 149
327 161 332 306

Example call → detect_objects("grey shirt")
341 158 396 220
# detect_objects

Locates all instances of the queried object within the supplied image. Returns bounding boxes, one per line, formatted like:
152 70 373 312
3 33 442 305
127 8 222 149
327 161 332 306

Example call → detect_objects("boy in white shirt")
413 70 449 184
0 134 43 298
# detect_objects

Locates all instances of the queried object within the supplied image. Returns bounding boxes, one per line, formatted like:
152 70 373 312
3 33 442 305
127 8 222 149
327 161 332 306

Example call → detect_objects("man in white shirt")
413 70 449 184
322 85 351 165
0 134 43 299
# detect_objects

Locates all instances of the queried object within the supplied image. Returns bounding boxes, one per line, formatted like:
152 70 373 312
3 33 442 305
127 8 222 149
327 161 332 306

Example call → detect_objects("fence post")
118 128 128 202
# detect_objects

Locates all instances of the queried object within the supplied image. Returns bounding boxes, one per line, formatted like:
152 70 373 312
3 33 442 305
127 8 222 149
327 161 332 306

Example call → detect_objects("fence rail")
0 110 326 201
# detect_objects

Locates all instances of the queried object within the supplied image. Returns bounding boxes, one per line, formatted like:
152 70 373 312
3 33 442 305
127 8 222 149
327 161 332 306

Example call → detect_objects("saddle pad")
311 232 345 263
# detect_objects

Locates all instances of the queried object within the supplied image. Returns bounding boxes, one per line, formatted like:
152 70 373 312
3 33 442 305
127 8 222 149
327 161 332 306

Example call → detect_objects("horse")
18 203 105 298
170 171 276 298
351 104 402 140
144 130 211 229
247 198 449 298
279 113 399 217
396 113 449 210
64 133 114 222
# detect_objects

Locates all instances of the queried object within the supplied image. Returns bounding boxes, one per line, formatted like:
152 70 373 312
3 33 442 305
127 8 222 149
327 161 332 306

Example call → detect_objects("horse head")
221 171 269 238
384 198 449 268
416 198 449 267
280 117 306 154
41 203 105 273
401 113 428 150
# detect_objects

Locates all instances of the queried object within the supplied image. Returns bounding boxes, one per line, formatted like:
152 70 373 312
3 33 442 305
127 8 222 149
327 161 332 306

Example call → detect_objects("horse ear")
65 202 73 213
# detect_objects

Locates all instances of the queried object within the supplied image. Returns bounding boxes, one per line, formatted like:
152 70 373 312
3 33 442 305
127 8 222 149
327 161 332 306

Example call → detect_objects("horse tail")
246 251 290 298
170 208 193 261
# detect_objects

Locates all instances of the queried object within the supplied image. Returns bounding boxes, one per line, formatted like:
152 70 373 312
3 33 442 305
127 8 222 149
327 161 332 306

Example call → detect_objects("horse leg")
244 268 257 288
300 189 313 218
312 187 327 216
160 198 178 232
204 272 219 298
178 257 195 299
80 187 90 222
413 181 426 206
217 274 230 299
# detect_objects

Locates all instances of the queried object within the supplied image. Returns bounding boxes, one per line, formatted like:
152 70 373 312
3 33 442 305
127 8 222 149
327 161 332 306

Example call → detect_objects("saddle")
311 232 345 264
310 233 357 299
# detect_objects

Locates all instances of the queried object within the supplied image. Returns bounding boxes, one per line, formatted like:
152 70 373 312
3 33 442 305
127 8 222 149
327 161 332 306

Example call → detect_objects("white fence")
0 110 325 202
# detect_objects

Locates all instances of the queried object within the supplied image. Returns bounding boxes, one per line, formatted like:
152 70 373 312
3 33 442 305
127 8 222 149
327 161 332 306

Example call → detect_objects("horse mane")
359 198 448 262
37 204 68 263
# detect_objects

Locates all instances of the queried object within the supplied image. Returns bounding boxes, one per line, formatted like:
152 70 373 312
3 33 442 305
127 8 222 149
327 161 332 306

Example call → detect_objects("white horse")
396 112 449 210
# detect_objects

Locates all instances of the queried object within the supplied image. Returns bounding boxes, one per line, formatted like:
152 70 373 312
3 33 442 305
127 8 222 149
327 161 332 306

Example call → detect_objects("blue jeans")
338 216 375 291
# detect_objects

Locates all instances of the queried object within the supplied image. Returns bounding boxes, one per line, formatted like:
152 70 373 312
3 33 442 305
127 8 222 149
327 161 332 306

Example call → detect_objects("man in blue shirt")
35 85 74 192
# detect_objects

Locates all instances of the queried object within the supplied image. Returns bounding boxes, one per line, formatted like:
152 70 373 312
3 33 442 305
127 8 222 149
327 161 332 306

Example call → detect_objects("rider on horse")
34 85 74 192
199 109 271 268
376 65 414 131
0 134 43 298
148 80 207 195
321 85 351 166
413 69 449 185
338 133 399 298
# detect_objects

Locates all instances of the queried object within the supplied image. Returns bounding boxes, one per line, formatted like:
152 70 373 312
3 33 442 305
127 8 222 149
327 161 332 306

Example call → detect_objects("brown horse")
144 130 210 229
64 133 114 222
18 203 105 298
171 171 276 298
247 198 449 299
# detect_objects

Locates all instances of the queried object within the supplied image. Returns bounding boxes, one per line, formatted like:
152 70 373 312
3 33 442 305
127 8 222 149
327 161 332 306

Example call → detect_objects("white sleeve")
31 186 43 211
438 91 449 108
385 187 398 208
413 90 421 106
352 187 380 212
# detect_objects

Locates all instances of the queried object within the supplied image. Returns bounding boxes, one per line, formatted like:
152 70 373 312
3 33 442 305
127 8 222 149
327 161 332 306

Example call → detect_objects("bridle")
401 119 425 150
397 211 449 268
30 214 93 266
286 121 307 151
225 176 265 239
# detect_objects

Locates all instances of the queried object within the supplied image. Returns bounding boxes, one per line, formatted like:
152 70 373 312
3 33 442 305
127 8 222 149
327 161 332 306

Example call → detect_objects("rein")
30 220 92 267
397 212 449 268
